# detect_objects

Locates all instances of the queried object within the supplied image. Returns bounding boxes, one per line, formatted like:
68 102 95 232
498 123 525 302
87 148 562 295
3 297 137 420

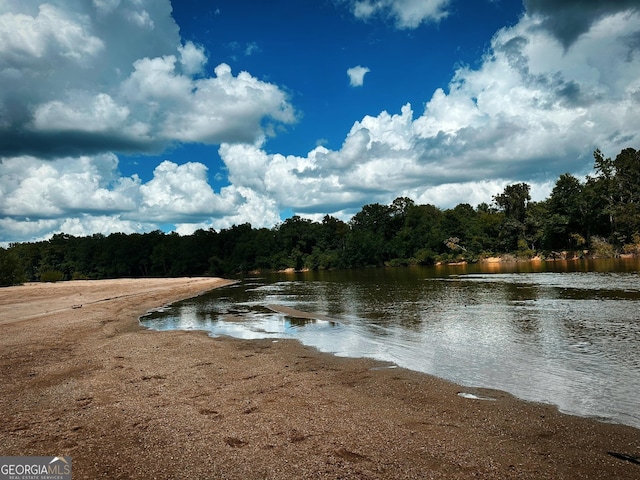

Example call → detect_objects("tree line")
1 148 639 286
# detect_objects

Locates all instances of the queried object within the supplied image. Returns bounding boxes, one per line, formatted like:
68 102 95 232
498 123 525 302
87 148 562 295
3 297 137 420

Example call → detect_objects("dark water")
141 258 640 429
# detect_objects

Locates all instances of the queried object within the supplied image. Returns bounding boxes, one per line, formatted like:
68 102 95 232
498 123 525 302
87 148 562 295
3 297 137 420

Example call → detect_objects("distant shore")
274 252 639 272
477 251 639 262
1 278 639 479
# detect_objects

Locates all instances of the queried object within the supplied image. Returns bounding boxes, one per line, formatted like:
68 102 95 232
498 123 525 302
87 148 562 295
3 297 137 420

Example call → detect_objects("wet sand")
1 278 639 479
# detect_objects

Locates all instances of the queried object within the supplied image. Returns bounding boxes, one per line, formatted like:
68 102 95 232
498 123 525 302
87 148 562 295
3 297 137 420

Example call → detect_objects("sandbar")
1 278 638 479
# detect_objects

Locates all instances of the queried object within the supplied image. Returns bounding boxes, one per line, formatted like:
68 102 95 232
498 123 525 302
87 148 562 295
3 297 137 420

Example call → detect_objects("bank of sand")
1 278 638 479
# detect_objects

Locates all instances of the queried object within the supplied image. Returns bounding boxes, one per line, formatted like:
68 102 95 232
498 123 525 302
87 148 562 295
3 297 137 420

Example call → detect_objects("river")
141 258 640 429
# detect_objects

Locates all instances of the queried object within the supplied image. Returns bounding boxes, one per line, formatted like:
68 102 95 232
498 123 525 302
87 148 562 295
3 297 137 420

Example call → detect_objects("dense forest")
1 148 639 286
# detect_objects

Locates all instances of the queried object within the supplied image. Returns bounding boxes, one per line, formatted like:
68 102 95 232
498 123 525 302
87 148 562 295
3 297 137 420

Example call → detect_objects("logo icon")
0 456 72 480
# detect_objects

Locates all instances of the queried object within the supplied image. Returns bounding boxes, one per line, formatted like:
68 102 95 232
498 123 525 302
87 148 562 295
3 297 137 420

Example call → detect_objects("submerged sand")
1 278 639 479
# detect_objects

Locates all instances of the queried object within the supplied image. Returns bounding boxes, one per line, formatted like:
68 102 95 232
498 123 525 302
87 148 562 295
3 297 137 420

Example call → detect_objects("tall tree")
493 183 531 251
545 173 585 249
0 248 25 286
612 147 640 241
395 203 443 263
586 149 616 238
275 216 318 269
493 183 530 223
585 148 640 243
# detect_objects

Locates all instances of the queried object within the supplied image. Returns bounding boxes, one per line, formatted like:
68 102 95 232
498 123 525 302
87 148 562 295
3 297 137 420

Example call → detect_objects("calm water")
141 258 640 429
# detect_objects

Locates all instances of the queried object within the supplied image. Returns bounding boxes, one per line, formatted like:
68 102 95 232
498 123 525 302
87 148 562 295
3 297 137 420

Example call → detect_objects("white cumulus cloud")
0 152 282 243
347 65 370 87
178 41 207 76
139 160 238 222
0 0 296 158
349 0 450 28
0 154 140 218
0 3 104 63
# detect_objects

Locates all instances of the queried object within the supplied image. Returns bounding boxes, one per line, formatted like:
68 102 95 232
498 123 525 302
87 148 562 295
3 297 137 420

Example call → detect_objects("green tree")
275 216 318 270
585 148 640 245
309 215 349 269
545 173 585 249
397 203 444 263
390 197 415 225
9 241 42 282
0 247 25 286
348 203 395 265
350 203 394 236
524 200 547 253
493 183 530 223
475 203 502 254
441 204 476 252
585 149 616 240
611 147 640 242
318 215 348 251
493 183 531 251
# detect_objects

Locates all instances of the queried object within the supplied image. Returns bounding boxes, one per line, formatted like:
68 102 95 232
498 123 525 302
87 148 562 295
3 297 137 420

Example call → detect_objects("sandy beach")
1 278 638 479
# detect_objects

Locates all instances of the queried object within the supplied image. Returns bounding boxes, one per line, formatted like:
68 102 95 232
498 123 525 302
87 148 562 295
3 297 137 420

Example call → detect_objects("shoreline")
1 278 639 478
149 296 639 431
271 253 640 273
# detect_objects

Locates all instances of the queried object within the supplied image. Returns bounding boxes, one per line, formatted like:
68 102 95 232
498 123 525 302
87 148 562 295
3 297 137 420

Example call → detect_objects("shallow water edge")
141 259 640 429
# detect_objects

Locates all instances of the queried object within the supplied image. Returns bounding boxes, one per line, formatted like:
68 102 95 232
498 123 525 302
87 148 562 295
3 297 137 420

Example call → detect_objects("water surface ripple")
141 259 640 429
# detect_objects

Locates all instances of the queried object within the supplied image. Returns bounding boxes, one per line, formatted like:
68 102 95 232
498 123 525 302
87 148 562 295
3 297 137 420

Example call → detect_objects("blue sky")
120 0 523 183
1 0 640 243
